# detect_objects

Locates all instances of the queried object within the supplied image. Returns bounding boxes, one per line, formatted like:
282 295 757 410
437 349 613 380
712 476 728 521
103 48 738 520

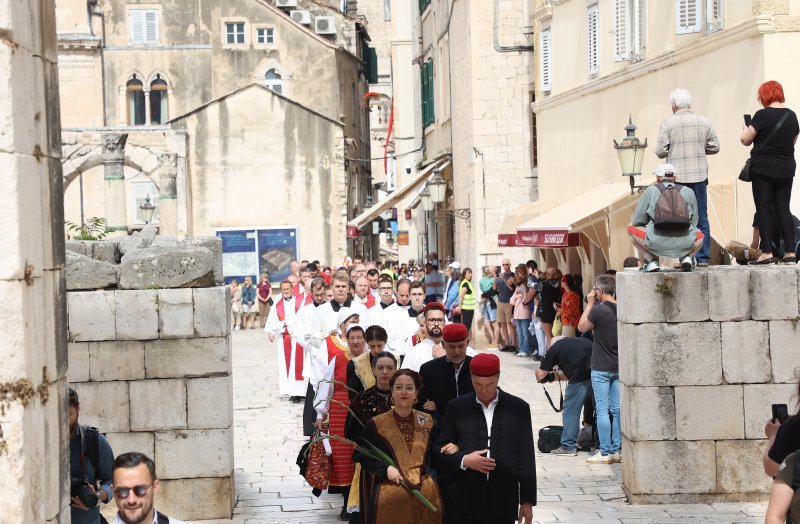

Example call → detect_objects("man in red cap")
436 352 537 524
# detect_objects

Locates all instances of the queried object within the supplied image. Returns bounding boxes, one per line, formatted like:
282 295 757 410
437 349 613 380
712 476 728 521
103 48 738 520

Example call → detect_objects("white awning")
348 157 450 228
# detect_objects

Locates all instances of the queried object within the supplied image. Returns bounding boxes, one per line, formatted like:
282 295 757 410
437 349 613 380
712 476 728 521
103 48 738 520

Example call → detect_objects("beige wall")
173 85 348 264
534 0 800 274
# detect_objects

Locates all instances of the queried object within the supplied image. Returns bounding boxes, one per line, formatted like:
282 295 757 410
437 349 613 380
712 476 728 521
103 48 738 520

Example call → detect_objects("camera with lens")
540 371 556 384
71 478 99 508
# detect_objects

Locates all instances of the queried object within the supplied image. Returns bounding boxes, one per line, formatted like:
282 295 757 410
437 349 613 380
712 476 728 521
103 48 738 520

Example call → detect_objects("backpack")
653 183 691 231
83 426 102 487
537 425 563 453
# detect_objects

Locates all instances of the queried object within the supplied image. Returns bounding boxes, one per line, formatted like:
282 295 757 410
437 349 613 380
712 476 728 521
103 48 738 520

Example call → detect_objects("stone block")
187 377 232 429
193 287 231 338
743 383 798 438
129 379 186 431
616 271 666 323
675 385 744 440
751 267 799 320
157 288 194 338
67 291 116 342
155 429 232 479
621 386 676 441
105 432 155 459
115 290 159 340
88 341 145 381
117 223 157 255
664 271 710 323
622 438 716 494
720 321 770 384
65 240 89 257
90 241 120 264
67 342 90 383
716 440 771 494
73 381 129 432
157 477 234 521
708 268 750 320
619 322 722 387
769 320 800 383
119 245 214 289
185 236 223 285
144 337 230 379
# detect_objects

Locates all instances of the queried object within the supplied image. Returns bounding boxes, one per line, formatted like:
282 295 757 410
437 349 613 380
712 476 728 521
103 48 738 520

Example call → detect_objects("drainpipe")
493 0 534 53
89 0 108 126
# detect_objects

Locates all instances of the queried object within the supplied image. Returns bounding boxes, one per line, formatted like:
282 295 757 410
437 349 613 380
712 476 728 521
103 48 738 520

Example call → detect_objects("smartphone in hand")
772 403 789 424
744 114 752 127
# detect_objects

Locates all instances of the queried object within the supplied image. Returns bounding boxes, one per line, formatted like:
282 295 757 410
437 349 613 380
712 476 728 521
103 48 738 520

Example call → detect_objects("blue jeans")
560 379 590 451
591 370 621 455
684 180 710 262
515 319 531 355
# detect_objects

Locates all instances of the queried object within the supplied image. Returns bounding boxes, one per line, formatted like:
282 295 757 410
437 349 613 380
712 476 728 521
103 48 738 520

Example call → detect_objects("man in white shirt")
367 268 381 298
308 271 367 344
111 452 186 524
353 276 377 309
264 280 308 401
424 262 445 303
403 303 477 372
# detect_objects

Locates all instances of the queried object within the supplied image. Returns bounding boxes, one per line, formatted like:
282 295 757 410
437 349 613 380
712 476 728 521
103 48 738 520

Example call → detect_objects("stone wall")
617 266 799 504
66 237 234 520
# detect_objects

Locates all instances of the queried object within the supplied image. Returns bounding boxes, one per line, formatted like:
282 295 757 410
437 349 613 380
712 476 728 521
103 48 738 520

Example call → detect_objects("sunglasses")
113 484 152 499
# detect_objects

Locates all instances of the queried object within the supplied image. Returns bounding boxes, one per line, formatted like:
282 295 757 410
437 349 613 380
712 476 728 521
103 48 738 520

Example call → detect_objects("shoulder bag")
740 111 790 182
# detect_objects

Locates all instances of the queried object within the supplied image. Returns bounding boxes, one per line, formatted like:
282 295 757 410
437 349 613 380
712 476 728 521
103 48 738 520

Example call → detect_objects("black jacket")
417 355 474 424
435 389 537 521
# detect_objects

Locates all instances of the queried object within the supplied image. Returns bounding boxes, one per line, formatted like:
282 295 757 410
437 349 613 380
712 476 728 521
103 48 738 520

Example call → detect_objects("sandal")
750 257 776 266
780 256 798 264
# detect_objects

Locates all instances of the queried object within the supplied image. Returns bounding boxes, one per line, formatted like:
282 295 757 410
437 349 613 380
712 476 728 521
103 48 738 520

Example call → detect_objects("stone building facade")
56 0 374 264
526 0 800 283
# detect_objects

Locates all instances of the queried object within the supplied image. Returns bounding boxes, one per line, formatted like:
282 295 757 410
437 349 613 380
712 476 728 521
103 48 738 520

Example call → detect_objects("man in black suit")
436 353 536 524
417 323 474 424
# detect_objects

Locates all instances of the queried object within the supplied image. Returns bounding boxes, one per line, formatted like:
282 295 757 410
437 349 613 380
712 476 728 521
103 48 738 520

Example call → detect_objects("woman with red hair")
741 80 800 264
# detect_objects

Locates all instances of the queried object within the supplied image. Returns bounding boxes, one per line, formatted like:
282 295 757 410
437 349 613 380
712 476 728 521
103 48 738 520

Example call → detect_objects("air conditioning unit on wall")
276 0 298 8
315 16 337 35
290 10 311 25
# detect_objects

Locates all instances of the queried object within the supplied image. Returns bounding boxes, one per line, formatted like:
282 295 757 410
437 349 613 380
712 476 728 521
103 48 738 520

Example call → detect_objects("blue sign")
216 228 297 284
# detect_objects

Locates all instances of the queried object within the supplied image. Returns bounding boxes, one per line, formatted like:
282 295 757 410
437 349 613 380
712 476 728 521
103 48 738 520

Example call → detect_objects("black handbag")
537 425 564 453
740 111 790 182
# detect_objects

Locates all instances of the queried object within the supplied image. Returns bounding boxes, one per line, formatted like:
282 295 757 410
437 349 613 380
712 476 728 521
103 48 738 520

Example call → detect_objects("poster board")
216 227 298 284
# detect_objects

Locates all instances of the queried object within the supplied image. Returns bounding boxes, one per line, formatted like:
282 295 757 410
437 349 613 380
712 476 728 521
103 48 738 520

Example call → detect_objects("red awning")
498 234 517 247
516 230 580 248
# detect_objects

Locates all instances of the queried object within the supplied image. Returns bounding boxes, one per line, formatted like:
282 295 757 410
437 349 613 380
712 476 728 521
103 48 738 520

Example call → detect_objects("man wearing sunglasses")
111 452 185 524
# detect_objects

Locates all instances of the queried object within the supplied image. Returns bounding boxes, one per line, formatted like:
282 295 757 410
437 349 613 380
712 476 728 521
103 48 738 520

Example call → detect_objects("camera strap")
542 373 564 413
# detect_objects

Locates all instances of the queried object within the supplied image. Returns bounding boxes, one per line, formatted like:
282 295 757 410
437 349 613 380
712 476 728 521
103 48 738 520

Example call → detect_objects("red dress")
325 335 355 490
561 290 582 327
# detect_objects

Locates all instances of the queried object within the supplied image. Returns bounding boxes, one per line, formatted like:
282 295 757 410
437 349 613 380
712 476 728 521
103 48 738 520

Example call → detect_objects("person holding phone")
740 80 800 265
764 380 800 476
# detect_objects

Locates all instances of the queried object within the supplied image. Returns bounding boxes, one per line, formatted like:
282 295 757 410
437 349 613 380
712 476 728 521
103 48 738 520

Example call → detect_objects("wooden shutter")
705 0 723 33
144 11 158 43
540 27 551 92
130 10 144 43
676 0 701 34
613 0 630 62
632 0 646 61
426 60 434 125
587 4 599 75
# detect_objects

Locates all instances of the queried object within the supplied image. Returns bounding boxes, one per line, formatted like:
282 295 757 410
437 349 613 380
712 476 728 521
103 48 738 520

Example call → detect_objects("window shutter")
632 0 646 61
613 0 630 62
427 60 434 123
540 27 551 92
587 5 599 76
676 0 701 34
130 10 144 43
145 11 158 43
421 64 428 126
705 0 723 34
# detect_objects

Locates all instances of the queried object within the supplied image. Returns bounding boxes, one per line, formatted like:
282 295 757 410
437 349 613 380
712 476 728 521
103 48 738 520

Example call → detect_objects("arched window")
150 75 169 124
265 69 282 94
127 77 146 126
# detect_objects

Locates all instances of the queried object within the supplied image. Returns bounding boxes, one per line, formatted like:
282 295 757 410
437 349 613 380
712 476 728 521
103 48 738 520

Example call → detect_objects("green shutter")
367 47 378 84
427 60 434 125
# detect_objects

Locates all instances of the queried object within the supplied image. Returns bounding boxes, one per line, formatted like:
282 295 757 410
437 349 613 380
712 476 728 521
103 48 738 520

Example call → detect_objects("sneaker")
233 325 240 331
550 446 578 456
679 256 693 272
610 452 622 463
531 354 542 361
586 451 614 464
642 260 659 273
515 352 529 357
696 261 709 268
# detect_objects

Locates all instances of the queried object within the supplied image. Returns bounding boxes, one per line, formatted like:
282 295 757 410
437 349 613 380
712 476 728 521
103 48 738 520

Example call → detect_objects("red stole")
275 298 303 380
357 293 376 309
292 284 314 307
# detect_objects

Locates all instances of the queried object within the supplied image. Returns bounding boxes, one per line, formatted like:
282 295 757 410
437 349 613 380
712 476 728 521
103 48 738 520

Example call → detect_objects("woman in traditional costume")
353 369 443 524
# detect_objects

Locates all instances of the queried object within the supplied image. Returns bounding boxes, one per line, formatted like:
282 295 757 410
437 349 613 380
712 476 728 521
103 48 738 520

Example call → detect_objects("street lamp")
419 187 434 212
427 169 447 204
140 194 156 224
613 115 648 195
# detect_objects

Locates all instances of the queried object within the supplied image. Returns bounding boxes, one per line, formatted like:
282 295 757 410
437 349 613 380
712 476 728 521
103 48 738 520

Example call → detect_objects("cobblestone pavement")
192 330 768 524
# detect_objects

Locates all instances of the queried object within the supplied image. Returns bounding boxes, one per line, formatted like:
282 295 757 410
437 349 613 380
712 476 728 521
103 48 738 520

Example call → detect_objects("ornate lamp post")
614 115 648 195
139 194 156 224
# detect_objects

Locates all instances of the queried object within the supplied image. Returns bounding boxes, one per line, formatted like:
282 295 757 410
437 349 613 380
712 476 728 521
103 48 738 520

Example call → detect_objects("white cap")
449 261 461 270
337 307 358 327
655 163 677 178
346 323 364 336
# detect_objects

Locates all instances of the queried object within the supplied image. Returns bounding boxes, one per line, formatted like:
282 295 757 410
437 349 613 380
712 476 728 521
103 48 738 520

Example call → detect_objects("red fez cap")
442 323 468 342
423 302 446 314
470 353 500 377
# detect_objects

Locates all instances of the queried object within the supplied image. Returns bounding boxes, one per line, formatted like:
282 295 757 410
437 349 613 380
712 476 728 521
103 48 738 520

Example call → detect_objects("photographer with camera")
535 336 592 456
763 379 800 477
69 388 114 524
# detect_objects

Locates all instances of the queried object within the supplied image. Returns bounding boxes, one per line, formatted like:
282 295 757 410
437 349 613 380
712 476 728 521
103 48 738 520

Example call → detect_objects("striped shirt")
655 109 720 184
